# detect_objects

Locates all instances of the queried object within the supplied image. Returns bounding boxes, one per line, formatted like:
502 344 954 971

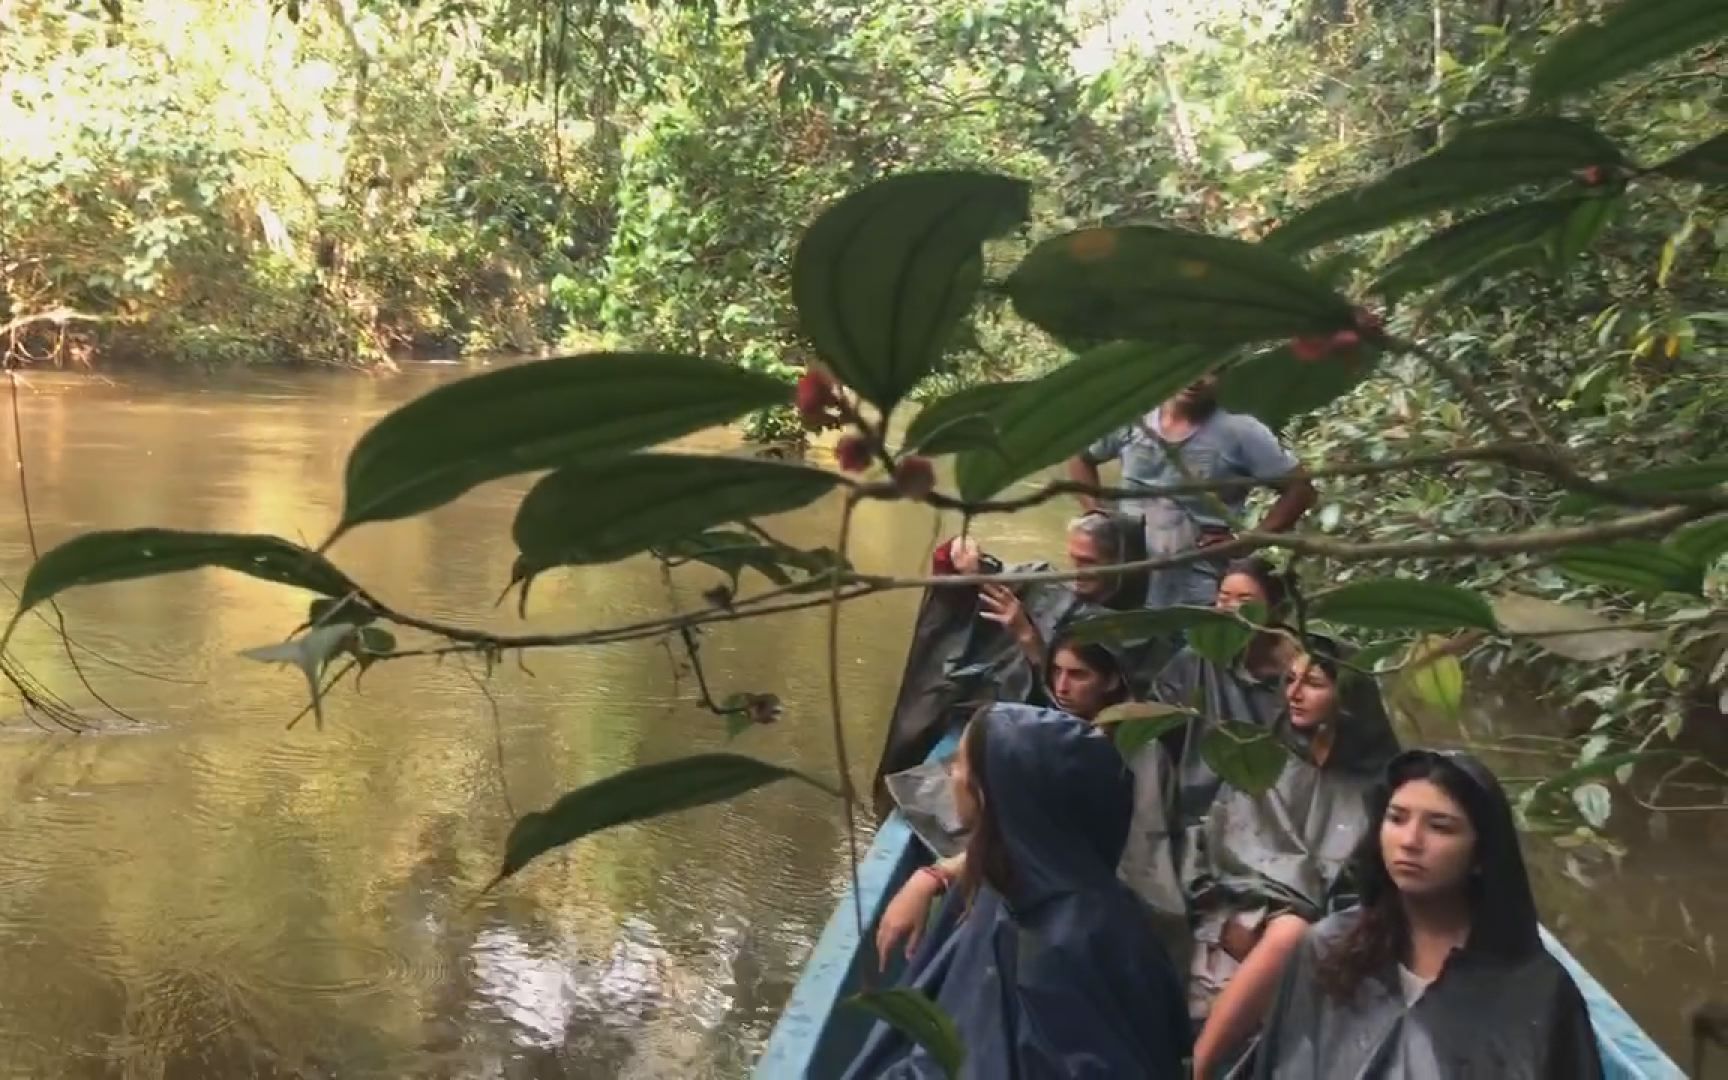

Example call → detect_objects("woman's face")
951 724 982 829
1215 572 1268 613
1381 777 1478 899
1284 654 1339 731
1049 646 1118 720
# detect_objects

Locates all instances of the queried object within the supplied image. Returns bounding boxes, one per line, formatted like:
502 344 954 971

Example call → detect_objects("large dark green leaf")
1310 579 1497 632
1095 703 1194 761
1265 119 1627 253
953 343 1223 501
1668 516 1728 566
1007 226 1355 351
332 353 790 540
4 529 360 644
1555 459 1728 515
792 171 1030 415
1189 611 1258 667
1371 198 1592 300
902 381 1026 456
513 454 842 578
1653 131 1728 184
1067 605 1236 646
847 990 965 1079
1555 542 1704 596
490 753 829 886
1200 722 1288 796
1529 0 1728 104
1215 343 1378 429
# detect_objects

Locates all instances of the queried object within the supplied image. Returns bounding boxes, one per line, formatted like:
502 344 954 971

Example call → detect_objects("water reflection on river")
0 364 1719 1077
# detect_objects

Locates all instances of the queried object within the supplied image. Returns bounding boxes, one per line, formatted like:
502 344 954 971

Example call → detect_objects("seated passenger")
878 638 1186 966
1187 639 1402 1078
869 509 1151 815
1252 749 1604 1079
1153 557 1297 825
844 707 1190 1080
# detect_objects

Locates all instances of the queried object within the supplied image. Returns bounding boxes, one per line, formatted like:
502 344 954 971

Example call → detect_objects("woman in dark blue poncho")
845 705 1190 1079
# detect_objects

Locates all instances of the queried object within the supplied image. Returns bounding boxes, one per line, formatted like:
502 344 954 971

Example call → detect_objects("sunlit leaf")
1529 0 1728 104
240 622 358 730
1555 542 1705 596
1007 226 1355 351
1200 722 1288 795
902 382 1025 456
1653 131 1728 184
792 171 1031 415
847 989 965 1079
1095 702 1194 760
1394 639 1466 719
489 753 831 886
1311 579 1496 632
953 343 1223 501
332 353 790 540
1572 782 1613 830
1215 343 1378 428
1266 119 1627 253
1491 592 1662 662
4 529 360 645
513 455 842 580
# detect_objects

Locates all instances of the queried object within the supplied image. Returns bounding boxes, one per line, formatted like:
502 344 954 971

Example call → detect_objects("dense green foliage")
6 0 1728 952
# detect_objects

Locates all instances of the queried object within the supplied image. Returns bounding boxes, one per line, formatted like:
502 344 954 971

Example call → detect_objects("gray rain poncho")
1251 750 1605 1080
869 511 1150 817
1180 639 1401 1015
1153 645 1288 827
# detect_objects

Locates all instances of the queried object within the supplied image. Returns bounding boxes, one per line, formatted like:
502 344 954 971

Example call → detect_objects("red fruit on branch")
836 433 874 473
1291 335 1332 362
1576 165 1606 187
894 456 935 498
1328 328 1362 352
795 369 842 430
795 369 833 412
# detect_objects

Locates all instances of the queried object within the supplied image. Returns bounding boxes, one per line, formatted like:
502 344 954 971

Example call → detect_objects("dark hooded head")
1279 634 1401 773
1317 749 1541 998
957 704 1134 913
1043 635 1132 721
1066 510 1149 611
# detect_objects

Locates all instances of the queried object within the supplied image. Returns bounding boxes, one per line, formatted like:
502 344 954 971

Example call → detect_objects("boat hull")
755 736 1682 1079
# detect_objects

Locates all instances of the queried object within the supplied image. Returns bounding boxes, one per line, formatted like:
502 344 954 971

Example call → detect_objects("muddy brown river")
0 363 1720 1078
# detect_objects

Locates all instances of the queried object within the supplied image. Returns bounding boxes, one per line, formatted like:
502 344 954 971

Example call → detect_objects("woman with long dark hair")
845 706 1190 1078
1251 749 1604 1078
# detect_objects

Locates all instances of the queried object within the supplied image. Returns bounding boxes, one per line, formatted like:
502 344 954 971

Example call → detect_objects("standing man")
1066 375 1315 608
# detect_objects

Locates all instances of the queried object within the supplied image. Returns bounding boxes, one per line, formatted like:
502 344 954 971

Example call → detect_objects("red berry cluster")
796 365 934 495
796 369 845 431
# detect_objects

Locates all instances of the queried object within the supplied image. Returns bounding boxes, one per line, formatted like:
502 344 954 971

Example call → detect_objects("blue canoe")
755 733 1685 1080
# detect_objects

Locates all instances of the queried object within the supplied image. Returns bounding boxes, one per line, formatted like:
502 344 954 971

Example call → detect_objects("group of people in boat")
848 377 1606 1078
